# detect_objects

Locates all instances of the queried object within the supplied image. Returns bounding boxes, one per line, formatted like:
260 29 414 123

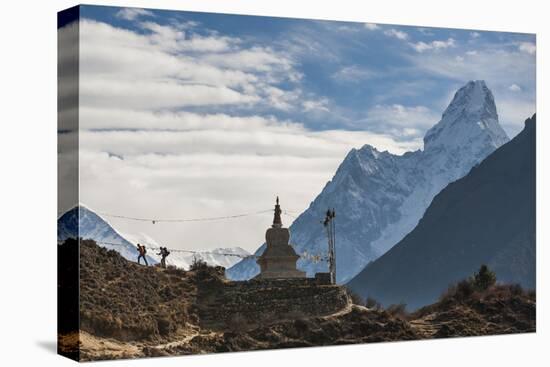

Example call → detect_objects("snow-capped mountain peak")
424 80 508 152
227 80 510 283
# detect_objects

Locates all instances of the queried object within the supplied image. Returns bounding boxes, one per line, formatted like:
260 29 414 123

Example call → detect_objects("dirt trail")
321 296 354 319
409 315 440 338
79 331 142 361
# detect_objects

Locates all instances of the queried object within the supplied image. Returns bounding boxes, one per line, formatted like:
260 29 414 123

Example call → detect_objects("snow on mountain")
58 205 249 269
149 247 251 271
348 115 536 309
58 205 157 265
227 80 510 283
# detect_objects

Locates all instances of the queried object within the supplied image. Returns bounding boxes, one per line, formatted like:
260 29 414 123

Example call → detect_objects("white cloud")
332 65 376 82
470 32 480 39
417 28 434 36
384 28 409 40
519 42 536 55
115 7 155 21
466 50 478 56
362 104 439 132
410 38 455 52
82 130 410 162
77 117 419 252
302 98 330 112
364 23 379 30
79 19 302 111
139 20 236 52
78 150 341 252
508 84 522 92
79 107 287 131
406 47 535 90
204 46 297 76
264 86 301 111
81 78 259 109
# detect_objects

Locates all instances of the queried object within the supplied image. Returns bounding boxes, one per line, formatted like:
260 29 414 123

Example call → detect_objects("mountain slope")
61 239 535 361
58 205 157 265
228 80 509 282
347 115 536 310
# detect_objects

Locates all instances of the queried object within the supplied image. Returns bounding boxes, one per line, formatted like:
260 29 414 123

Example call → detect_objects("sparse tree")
189 256 208 271
471 264 496 291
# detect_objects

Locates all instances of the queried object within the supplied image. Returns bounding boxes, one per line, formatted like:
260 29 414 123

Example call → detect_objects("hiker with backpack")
157 246 170 268
137 243 148 266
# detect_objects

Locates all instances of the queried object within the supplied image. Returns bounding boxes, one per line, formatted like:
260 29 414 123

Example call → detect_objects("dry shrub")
365 297 382 311
189 257 209 271
440 265 499 303
346 288 365 306
386 303 408 320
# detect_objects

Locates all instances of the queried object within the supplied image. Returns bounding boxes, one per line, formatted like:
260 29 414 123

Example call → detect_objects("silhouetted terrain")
58 239 535 361
348 115 536 310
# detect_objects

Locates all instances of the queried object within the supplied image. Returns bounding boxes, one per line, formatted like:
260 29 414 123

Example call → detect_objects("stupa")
255 197 306 279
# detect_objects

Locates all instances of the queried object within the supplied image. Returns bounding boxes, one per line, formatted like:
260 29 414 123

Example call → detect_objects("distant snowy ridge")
58 205 249 269
149 246 251 270
227 80 509 283
58 205 157 265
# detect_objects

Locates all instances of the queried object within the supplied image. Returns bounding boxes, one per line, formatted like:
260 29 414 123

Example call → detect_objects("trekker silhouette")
137 243 148 266
157 246 170 268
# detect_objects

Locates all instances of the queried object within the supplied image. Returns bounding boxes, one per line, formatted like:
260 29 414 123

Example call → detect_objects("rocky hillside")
78 239 204 342
59 240 535 361
410 278 536 338
228 80 510 283
348 115 536 310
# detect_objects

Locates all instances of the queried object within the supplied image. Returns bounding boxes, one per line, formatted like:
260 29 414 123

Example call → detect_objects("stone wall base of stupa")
254 269 306 279
197 277 349 331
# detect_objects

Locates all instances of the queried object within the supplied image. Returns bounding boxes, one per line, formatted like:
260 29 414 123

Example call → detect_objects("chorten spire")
256 195 305 279
272 196 283 228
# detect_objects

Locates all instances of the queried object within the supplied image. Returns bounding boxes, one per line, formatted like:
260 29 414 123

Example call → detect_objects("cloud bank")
70 17 421 252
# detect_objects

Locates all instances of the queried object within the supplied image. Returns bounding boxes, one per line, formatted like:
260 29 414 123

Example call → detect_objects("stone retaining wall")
197 278 350 330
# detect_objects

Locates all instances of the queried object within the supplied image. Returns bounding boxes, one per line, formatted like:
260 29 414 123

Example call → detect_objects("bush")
189 257 209 271
386 303 408 319
458 279 475 297
439 265 497 303
347 289 365 306
365 297 382 310
471 264 496 291
508 283 524 297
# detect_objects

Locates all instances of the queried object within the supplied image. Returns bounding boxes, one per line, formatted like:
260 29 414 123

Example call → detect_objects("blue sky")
63 5 536 251
81 5 535 139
